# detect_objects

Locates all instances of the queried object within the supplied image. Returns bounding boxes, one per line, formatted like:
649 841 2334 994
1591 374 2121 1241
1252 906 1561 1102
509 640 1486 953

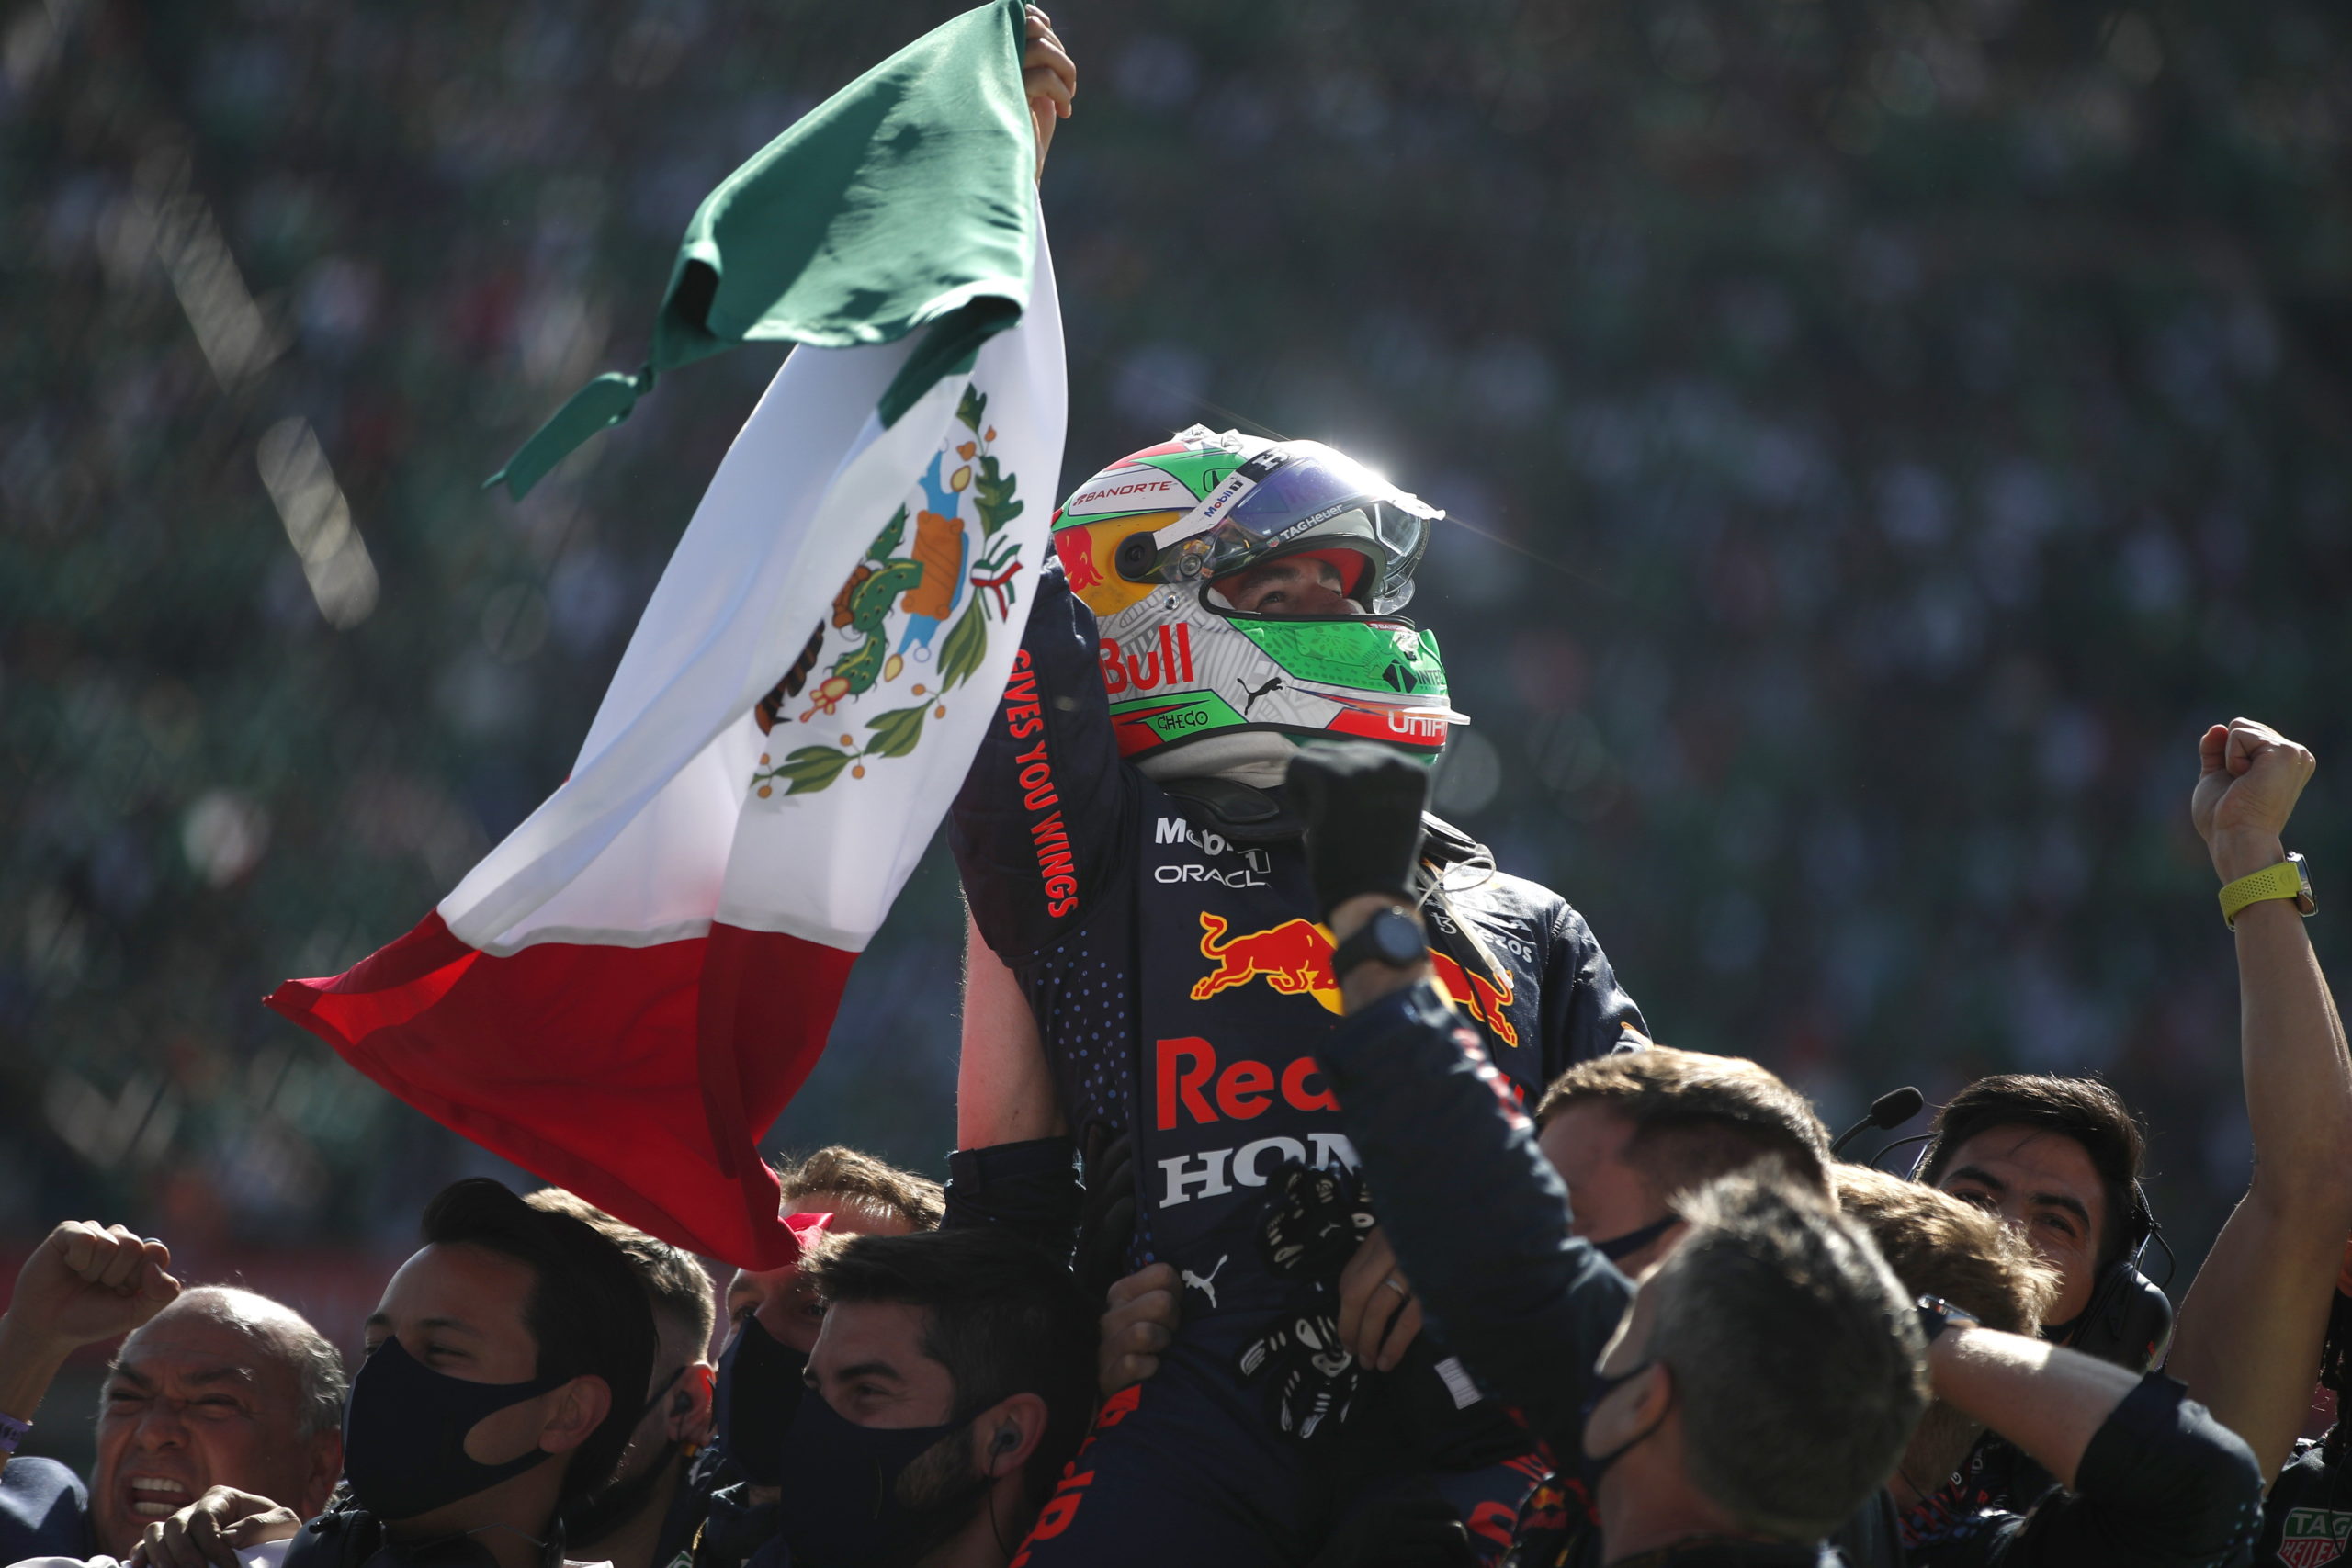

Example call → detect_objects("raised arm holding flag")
266 0 1072 1271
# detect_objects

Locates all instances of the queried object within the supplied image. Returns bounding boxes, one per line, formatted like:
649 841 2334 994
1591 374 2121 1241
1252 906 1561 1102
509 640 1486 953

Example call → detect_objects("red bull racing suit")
950 567 1645 1566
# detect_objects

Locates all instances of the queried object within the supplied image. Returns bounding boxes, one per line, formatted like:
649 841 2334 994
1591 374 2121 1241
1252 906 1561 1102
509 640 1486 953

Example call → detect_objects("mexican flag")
266 0 1064 1269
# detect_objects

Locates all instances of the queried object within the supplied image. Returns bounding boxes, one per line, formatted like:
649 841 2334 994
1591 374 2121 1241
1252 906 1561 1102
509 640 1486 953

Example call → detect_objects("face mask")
712 1317 808 1486
561 1368 690 1545
343 1337 565 1522
1592 1214 1678 1264
1577 1359 1665 1495
773 1390 989 1568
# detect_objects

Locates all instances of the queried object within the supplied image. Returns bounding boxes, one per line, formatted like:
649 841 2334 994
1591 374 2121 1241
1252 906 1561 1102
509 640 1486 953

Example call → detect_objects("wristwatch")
1331 905 1425 982
2218 852 2316 931
1916 1294 1982 1345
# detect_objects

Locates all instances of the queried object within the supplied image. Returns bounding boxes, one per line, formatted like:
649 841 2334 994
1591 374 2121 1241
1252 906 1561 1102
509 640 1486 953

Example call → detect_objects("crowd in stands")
7 0 2351 1261
9 3 2352 1566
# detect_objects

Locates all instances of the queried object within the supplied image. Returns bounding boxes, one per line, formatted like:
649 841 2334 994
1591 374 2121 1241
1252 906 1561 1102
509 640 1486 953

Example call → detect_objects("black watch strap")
1917 1293 1981 1344
1330 906 1424 982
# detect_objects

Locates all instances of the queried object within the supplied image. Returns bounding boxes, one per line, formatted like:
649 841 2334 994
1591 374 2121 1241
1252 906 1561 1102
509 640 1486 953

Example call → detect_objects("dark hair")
526 1188 718 1361
775 1145 946 1232
420 1179 657 1520
801 1228 1095 1513
1535 1047 1833 1199
1653 1174 1929 1539
1915 1075 2148 1267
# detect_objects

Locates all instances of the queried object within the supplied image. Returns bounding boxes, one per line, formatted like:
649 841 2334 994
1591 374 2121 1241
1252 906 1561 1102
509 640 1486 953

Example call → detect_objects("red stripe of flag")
266 916 852 1268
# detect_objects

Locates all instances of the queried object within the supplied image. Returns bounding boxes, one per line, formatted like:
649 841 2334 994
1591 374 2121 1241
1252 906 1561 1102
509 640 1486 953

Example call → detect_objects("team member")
2248 1240 2352 1565
687 1148 946 1568
131 1179 654 1568
952 430 1645 1562
1286 740 1927 1566
2159 720 2352 1487
1532 1049 1833 1271
1834 1168 2263 1568
1094 1044 1834 1417
1904 1071 2168 1532
775 1228 1095 1568
522 1190 718 1568
1914 1076 2163 1371
0 1224 342 1567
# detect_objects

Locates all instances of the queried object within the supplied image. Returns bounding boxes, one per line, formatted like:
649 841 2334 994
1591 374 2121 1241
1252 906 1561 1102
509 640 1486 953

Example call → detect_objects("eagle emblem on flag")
750 382 1027 797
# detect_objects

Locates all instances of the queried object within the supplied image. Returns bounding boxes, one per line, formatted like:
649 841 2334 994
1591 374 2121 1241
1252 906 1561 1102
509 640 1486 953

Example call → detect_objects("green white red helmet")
1051 425 1464 766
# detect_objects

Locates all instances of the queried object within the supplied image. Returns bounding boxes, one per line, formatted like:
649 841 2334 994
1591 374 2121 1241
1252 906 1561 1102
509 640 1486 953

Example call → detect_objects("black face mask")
711 1317 808 1487
561 1368 690 1546
1576 1359 1664 1495
343 1338 565 1522
773 1390 989 1568
1592 1215 1678 1264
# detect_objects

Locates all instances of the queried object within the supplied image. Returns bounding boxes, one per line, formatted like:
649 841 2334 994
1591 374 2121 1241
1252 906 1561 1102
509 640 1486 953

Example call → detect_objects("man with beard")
765 1228 1094 1568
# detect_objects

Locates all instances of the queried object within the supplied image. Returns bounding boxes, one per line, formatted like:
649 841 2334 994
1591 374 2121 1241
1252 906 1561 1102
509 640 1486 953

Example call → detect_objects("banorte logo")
1189 912 1520 1047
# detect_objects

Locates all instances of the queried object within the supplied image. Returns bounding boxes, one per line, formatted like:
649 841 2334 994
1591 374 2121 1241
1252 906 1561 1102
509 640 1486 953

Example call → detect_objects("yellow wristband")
2219 857 2308 931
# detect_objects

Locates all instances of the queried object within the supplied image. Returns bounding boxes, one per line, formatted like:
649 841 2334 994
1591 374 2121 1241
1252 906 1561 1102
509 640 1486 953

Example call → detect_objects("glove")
1074 1123 1136 1306
1309 1481 1481 1568
1259 1158 1377 1280
942 1136 1080 1252
1288 741 1431 921
1239 1302 1361 1442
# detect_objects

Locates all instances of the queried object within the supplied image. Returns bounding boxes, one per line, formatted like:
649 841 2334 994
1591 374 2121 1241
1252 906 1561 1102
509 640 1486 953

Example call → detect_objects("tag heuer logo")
2281 1506 2352 1568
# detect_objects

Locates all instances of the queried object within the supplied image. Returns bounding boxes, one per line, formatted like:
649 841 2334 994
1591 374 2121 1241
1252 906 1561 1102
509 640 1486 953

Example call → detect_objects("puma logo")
1240 675 1283 715
1182 1254 1228 1310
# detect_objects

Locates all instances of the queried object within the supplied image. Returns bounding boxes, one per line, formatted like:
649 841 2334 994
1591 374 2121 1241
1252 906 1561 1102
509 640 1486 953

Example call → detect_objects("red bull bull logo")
1189 912 1518 1046
1192 913 1340 1009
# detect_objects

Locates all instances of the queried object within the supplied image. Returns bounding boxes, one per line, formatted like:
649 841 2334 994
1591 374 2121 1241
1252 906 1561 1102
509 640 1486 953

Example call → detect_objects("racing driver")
947 426 1646 1565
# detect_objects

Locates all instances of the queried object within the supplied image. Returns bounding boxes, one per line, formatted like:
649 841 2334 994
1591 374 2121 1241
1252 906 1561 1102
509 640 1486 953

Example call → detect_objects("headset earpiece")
992 1426 1019 1456
2065 1181 2174 1372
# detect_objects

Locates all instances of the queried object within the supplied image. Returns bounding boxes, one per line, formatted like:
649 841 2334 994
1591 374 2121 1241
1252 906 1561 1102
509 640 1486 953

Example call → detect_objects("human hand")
1098 1263 1177 1397
129 1488 300 1568
1238 1306 1359 1442
1289 741 1430 924
2192 718 2315 883
1258 1161 1376 1280
1023 6 1075 180
1334 1226 1423 1372
1 1222 180 1361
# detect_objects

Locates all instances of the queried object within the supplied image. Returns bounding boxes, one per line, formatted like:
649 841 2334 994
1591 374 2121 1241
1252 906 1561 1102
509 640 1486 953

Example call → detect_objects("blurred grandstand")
3 0 2347 1356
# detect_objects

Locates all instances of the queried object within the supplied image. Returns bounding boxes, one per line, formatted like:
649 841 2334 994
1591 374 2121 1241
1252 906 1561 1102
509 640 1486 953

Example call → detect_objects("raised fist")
1288 741 1430 922
2191 718 2316 882
4 1221 181 1359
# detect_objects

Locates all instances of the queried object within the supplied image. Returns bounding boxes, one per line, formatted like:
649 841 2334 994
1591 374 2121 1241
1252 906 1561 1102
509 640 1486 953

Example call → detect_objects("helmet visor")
1196 446 1438 613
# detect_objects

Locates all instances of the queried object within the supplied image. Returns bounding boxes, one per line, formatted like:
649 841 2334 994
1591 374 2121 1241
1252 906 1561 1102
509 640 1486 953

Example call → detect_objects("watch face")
1372 908 1424 966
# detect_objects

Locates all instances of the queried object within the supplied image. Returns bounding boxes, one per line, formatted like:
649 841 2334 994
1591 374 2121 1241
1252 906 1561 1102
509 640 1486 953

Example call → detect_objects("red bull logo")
1189 912 1519 1046
1192 913 1340 1008
1425 949 1520 1048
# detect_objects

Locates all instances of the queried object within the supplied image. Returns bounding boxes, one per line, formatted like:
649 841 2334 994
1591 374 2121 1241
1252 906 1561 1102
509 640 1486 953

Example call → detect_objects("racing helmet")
1051 425 1466 767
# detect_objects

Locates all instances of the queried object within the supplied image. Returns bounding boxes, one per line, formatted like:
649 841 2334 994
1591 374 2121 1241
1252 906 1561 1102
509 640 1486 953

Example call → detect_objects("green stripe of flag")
487 0 1036 501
